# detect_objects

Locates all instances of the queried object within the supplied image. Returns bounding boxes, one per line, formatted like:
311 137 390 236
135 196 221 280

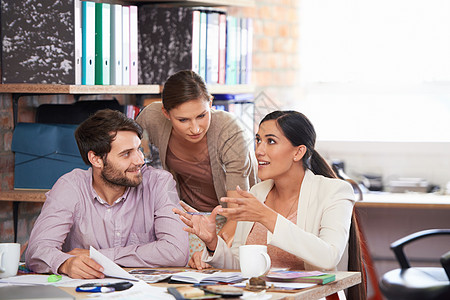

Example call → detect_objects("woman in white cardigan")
174 111 366 300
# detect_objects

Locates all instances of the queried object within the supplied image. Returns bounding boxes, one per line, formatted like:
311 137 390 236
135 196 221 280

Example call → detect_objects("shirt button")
116 232 121 237
107 209 111 213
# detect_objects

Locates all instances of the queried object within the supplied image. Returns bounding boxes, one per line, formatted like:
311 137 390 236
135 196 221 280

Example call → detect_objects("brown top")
166 145 218 212
246 210 305 270
136 102 258 208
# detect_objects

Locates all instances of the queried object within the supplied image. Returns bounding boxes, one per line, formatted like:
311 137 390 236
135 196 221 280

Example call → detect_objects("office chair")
332 161 381 300
379 229 450 300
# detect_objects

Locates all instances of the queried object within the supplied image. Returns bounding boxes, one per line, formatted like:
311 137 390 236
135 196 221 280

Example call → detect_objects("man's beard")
101 158 143 188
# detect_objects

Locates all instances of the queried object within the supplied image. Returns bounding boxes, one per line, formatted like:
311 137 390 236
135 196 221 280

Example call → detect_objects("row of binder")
80 1 138 85
0 2 252 86
188 10 253 85
138 6 253 85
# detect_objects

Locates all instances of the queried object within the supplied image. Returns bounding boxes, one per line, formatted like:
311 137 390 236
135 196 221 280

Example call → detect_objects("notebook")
169 271 243 284
0 285 75 300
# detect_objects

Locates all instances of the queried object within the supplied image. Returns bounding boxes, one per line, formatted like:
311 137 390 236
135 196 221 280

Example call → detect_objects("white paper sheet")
87 281 173 299
89 246 138 282
0 274 75 285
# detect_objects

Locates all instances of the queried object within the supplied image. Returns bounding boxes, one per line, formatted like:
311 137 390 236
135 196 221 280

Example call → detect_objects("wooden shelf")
0 190 47 203
0 84 160 95
0 84 254 95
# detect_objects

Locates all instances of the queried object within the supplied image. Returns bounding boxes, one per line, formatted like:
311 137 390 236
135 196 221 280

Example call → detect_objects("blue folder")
11 123 88 190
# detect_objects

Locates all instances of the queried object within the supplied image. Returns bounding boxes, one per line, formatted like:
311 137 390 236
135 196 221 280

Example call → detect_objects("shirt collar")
87 168 131 206
93 188 130 206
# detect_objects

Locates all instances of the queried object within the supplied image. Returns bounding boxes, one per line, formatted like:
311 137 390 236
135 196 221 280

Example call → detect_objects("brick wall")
229 0 301 113
0 94 17 243
0 95 72 244
0 0 301 244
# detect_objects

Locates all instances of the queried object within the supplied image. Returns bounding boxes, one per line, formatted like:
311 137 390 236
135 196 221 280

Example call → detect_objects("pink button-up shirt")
25 165 189 274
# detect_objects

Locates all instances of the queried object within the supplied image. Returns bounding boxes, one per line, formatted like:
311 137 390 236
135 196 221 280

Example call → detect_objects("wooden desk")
355 192 450 295
0 190 47 242
59 271 361 300
356 192 450 209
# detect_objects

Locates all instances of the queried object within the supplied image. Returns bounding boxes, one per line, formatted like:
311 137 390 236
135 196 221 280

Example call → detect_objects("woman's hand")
218 190 240 247
188 251 212 270
173 201 221 251
219 186 278 232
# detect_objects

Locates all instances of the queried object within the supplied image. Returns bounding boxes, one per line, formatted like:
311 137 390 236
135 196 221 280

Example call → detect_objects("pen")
75 281 133 293
76 286 115 293
186 212 211 215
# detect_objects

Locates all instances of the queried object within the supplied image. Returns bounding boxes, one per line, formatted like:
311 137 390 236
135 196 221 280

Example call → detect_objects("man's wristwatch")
206 245 215 254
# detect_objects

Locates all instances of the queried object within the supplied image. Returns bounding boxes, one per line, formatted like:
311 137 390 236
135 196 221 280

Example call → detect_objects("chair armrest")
441 250 450 280
390 229 450 269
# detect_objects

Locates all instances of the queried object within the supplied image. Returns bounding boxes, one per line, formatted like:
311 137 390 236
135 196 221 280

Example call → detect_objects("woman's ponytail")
309 149 337 179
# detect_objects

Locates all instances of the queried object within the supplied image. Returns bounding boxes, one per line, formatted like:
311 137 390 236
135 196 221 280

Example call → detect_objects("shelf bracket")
12 93 28 128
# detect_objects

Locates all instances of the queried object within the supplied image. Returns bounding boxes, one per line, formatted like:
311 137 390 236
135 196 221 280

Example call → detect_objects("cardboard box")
11 123 88 190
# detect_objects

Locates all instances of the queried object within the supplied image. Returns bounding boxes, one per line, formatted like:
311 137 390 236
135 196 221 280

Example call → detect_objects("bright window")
298 0 450 142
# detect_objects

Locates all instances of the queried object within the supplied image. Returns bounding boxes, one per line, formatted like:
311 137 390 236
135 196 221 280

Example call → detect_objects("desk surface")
59 270 360 300
356 192 450 209
2 189 450 209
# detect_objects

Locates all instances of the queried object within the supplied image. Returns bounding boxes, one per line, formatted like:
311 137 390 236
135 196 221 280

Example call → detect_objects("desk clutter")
0 244 346 300
0 268 343 299
0 246 340 299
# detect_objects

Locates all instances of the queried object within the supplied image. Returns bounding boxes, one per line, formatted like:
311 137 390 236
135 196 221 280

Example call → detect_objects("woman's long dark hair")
260 111 367 300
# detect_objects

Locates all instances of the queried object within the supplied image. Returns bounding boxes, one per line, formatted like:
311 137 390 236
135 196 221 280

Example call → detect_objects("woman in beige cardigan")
174 110 366 300
136 70 258 245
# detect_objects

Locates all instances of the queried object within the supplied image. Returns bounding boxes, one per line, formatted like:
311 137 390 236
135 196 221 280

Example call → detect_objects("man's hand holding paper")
58 248 104 279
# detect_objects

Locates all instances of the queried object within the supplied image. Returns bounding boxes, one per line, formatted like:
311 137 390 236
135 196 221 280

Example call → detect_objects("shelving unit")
0 83 254 95
0 0 256 243
0 83 255 126
0 0 256 96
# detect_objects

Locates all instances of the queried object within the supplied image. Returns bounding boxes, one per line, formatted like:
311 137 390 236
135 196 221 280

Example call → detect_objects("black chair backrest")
441 250 450 280
390 229 450 269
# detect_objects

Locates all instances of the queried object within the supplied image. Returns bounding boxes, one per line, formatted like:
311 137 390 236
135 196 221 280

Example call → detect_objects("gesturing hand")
219 186 277 232
188 251 212 270
58 248 105 279
173 201 221 251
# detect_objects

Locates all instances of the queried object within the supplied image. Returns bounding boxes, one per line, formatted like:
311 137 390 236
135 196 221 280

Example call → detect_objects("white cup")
239 245 271 278
0 243 20 278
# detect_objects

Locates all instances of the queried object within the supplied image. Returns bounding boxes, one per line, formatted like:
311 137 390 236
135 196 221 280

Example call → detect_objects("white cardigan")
202 169 356 271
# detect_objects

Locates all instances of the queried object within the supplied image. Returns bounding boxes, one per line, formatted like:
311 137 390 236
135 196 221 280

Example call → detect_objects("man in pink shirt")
25 109 189 279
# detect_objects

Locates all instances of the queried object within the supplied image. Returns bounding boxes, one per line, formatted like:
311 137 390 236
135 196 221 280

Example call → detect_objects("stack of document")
265 270 336 285
170 271 243 284
128 269 179 283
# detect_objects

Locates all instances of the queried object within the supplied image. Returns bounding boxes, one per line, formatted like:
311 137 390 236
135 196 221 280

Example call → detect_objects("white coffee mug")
239 245 271 278
0 243 20 278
